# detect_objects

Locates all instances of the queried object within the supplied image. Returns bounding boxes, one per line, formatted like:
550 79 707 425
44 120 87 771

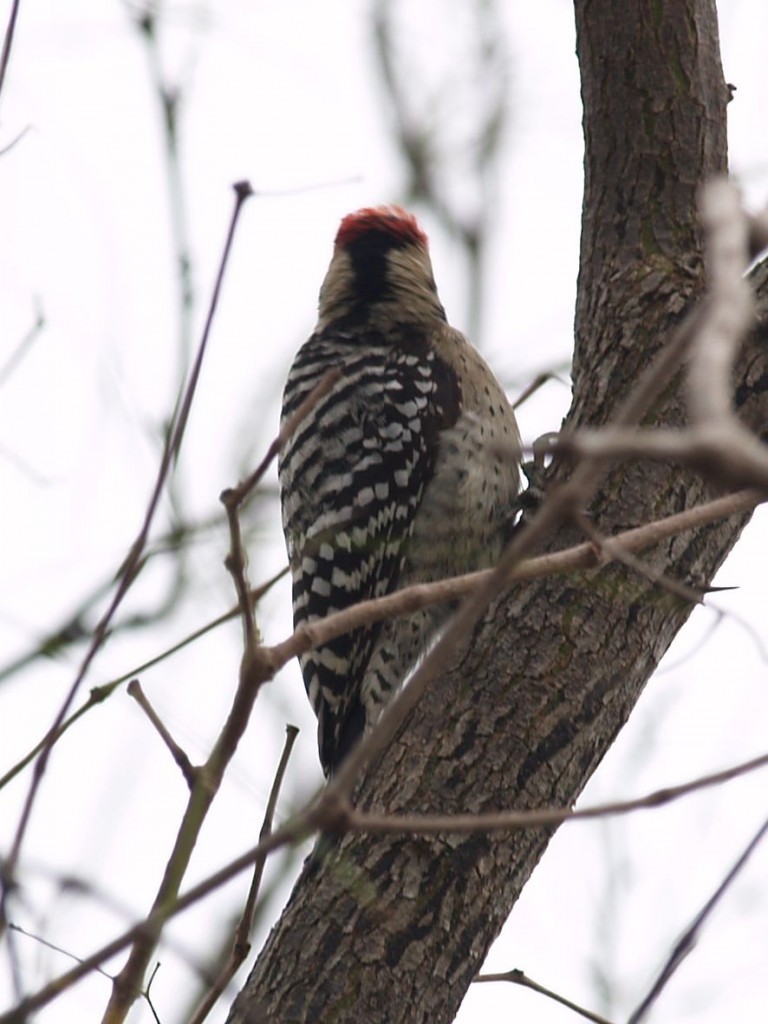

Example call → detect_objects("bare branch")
512 370 568 410
0 302 45 388
142 963 162 1024
475 967 615 1024
628 811 768 1024
0 123 32 157
689 180 754 425
224 366 342 508
339 749 768 836
222 493 258 649
0 0 21 110
558 424 768 489
0 182 254 929
7 742 768 1023
220 366 341 647
573 511 707 606
127 680 196 788
132 6 195 368
265 488 763 677
168 178 253 468
8 923 114 982
0 566 287 795
0 810 314 1024
100 289 333 1019
561 185 768 490
187 725 299 1024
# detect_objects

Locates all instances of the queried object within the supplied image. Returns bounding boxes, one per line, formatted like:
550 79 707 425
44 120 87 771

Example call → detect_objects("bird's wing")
278 327 459 773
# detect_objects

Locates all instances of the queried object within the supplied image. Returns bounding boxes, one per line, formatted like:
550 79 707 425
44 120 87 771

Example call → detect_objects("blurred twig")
0 0 21 110
0 565 287 794
628 811 768 1024
131 3 195 376
8 743 768 1023
188 725 299 1024
0 499 276 687
100 321 340 1024
512 368 570 410
0 303 45 388
127 1 200 643
371 0 508 340
0 180 253 946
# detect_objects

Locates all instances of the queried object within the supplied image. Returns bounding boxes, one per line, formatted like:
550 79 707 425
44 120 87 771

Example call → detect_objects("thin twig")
0 183 254 937
573 510 707 606
512 370 567 410
127 680 196 787
222 495 257 648
0 566 287 794
220 367 341 647
475 967 614 1024
101 283 334 1021
4 919 22 1004
0 0 21 108
340 749 768 836
223 366 342 508
133 7 195 370
239 726 299 938
9 924 114 982
627 810 768 1024
168 178 253 471
7 743 768 1023
0 123 32 157
142 962 162 1024
264 488 762 679
2 488 756 806
187 725 299 1024
0 302 45 387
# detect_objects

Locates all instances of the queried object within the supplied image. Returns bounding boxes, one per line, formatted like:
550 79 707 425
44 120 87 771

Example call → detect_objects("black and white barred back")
279 324 461 774
278 206 520 776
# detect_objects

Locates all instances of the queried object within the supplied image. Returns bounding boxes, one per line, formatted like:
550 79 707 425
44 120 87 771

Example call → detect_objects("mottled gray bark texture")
228 2 767 1022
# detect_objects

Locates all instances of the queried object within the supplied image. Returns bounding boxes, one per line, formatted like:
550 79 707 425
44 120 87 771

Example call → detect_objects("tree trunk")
227 2 764 1021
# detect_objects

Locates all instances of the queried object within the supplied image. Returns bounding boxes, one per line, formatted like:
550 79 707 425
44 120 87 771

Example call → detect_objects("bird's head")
318 205 446 329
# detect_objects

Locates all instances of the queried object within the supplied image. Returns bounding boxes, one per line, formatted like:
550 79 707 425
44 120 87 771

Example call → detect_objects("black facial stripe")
345 229 408 303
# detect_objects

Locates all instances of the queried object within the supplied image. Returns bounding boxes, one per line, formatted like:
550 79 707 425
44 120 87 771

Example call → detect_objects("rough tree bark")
228 2 766 1021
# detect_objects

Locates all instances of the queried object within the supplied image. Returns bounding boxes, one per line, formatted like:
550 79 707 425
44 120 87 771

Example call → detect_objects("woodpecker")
279 206 520 776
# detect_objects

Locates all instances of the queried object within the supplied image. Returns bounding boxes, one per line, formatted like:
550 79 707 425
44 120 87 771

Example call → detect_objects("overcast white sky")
2 2 768 1022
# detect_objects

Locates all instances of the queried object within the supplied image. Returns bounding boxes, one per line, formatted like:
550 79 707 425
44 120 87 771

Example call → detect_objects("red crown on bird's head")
335 206 428 250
